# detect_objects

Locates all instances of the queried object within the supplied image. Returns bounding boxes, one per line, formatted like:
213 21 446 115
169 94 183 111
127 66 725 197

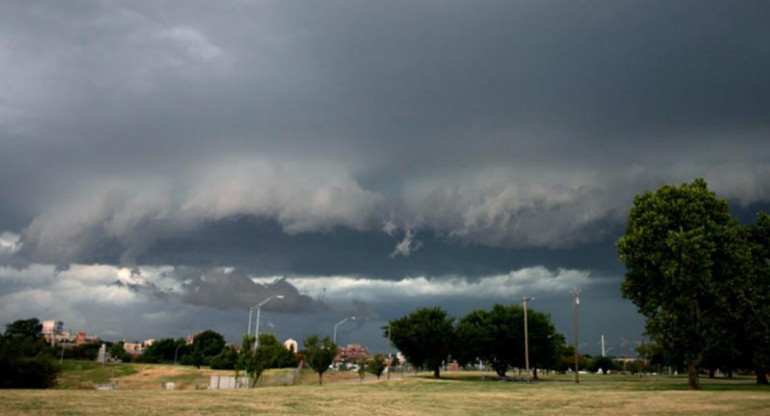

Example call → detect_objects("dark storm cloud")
135 219 625 279
173 268 328 313
2 0 768 266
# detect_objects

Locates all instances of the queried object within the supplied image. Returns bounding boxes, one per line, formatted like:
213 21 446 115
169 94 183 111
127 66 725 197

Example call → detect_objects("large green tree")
386 307 454 378
303 335 337 385
743 212 770 384
191 330 226 366
455 304 562 378
617 179 748 390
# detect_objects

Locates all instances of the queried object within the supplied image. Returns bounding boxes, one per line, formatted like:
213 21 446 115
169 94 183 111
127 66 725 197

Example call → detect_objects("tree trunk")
708 368 715 379
433 367 440 378
687 359 701 390
757 369 769 385
319 372 323 385
533 368 539 380
727 368 733 378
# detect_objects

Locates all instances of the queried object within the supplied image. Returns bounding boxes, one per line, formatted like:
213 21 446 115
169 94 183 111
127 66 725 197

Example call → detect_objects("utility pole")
572 288 581 384
522 297 534 382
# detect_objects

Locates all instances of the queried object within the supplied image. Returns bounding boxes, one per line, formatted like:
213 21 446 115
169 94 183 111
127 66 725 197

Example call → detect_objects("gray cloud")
172 268 329 313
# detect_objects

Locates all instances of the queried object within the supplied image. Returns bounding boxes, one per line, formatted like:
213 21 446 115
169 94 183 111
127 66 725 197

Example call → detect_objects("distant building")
124 342 144 353
75 331 100 346
284 338 298 352
41 320 63 343
335 344 369 363
52 331 74 345
186 331 203 345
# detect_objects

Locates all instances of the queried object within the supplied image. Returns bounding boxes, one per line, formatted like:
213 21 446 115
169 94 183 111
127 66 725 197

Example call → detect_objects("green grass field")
0 364 768 415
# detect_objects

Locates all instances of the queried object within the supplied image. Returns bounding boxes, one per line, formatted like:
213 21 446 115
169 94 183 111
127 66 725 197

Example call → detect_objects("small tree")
237 334 297 387
367 354 387 379
357 357 367 381
303 335 337 385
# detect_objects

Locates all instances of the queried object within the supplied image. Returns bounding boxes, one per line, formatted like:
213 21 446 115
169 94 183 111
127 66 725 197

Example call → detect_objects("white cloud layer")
0 262 597 335
253 266 595 302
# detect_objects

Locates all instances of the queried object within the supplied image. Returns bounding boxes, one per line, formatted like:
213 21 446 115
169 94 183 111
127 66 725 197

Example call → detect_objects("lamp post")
248 307 255 337
174 344 182 365
333 316 356 345
253 295 284 349
522 296 534 382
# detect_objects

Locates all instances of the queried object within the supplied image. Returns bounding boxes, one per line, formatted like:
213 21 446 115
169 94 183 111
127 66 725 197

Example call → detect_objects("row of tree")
387 304 564 378
618 179 770 389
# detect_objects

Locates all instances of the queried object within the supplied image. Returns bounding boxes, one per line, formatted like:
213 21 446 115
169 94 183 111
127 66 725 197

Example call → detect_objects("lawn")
1 370 768 415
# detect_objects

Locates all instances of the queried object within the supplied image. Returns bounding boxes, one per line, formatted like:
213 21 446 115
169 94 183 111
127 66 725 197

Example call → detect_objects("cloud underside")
12 161 770 266
0 263 596 316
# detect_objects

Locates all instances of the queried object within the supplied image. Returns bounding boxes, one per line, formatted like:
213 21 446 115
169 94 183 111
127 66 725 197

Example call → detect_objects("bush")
0 318 62 388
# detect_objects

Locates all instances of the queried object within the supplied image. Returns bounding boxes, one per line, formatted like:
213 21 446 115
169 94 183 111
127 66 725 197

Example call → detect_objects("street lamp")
253 295 284 349
333 316 356 345
174 343 182 365
522 296 534 382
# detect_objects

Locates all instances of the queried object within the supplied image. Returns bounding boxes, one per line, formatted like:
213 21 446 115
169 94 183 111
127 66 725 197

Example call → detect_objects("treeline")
387 304 569 379
0 318 61 388
618 179 770 389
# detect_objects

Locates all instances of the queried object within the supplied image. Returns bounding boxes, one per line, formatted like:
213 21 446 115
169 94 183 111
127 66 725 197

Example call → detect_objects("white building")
284 338 298 352
41 320 63 335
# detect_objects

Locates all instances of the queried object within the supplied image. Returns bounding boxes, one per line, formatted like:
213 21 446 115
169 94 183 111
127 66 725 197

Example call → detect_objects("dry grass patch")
2 371 768 416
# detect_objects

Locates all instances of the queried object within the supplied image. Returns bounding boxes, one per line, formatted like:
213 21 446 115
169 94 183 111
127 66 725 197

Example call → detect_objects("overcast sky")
1 0 769 356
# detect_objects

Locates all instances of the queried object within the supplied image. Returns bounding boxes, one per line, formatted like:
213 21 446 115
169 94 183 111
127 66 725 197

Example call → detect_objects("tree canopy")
742 212 770 384
139 338 188 364
455 303 562 378
617 179 750 389
386 307 454 378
